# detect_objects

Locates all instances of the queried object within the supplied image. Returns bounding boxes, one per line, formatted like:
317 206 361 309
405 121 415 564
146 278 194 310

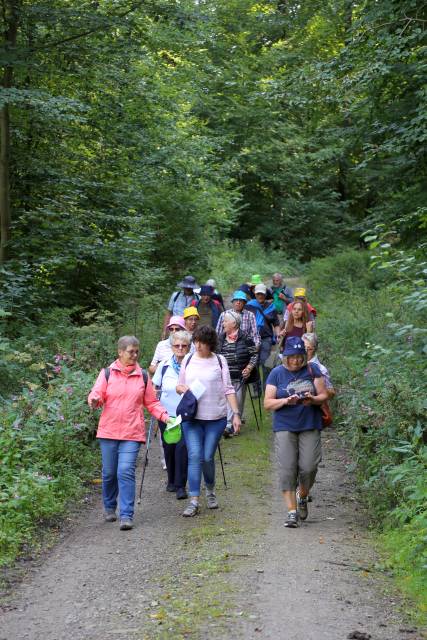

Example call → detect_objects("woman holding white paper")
176 325 241 517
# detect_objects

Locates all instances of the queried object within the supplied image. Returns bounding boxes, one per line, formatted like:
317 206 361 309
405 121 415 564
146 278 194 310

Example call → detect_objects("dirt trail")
0 275 423 640
0 426 422 640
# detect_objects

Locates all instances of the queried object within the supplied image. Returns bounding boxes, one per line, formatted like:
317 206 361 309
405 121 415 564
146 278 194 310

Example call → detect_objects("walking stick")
137 416 155 504
217 443 228 489
247 383 260 431
257 394 264 428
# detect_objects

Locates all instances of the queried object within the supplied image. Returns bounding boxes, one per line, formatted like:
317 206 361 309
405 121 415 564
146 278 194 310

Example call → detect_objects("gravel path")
1 426 423 640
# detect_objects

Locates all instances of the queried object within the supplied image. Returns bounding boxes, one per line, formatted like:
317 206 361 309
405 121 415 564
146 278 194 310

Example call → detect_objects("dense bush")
306 246 426 611
0 311 119 565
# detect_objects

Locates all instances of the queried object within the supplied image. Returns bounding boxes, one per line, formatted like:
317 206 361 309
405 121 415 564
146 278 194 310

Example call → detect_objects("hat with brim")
183 307 200 319
200 285 214 296
294 287 306 298
177 275 199 289
231 290 247 302
176 389 198 419
282 336 306 356
250 274 263 285
238 284 251 296
167 315 186 329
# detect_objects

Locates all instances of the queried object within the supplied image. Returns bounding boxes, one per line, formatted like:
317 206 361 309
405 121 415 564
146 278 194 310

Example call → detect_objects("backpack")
173 291 200 305
307 363 333 428
184 352 223 370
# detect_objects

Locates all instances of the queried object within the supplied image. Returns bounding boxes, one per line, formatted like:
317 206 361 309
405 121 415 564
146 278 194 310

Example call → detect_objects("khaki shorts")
274 429 322 491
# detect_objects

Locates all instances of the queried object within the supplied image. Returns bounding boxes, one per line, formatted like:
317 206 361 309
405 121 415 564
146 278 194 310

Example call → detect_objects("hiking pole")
257 393 264 428
217 443 228 489
137 416 155 504
247 383 260 431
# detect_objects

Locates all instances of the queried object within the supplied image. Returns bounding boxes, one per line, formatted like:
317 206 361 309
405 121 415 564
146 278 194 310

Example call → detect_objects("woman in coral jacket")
88 335 169 531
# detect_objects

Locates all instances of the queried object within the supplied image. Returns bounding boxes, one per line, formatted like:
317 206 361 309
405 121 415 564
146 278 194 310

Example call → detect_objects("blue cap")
176 390 198 419
231 290 247 302
238 284 251 296
282 337 306 356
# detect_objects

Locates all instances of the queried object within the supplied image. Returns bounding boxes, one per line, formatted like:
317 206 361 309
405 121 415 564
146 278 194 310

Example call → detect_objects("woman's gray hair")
224 310 241 327
171 330 192 345
117 335 140 351
302 332 318 351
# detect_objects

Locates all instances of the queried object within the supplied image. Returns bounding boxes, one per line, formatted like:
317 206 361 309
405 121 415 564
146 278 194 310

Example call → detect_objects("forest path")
0 425 421 640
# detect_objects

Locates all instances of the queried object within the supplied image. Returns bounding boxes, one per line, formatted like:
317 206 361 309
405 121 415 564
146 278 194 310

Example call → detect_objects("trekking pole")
247 383 260 431
217 443 228 489
257 393 264 428
137 416 155 504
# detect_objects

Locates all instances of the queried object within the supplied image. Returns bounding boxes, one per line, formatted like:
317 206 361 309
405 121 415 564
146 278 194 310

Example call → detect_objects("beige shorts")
274 429 322 491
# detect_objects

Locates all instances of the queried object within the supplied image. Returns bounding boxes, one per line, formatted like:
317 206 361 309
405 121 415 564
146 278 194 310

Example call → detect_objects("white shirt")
152 357 181 417
150 338 173 367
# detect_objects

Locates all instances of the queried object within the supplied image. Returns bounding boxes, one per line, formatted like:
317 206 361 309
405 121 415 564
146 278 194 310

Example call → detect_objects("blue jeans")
99 439 141 520
181 418 227 497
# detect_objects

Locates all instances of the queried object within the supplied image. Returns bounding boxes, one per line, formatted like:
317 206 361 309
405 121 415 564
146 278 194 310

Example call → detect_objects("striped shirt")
178 353 234 420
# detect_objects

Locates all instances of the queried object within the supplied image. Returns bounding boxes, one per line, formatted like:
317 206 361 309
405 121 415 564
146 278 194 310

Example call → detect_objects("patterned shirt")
167 291 199 316
216 309 260 347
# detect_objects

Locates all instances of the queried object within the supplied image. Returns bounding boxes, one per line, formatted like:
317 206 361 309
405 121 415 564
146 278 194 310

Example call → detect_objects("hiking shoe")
119 519 133 530
182 501 199 517
166 483 176 492
296 491 309 521
284 511 299 528
176 487 188 500
206 491 219 509
104 510 117 522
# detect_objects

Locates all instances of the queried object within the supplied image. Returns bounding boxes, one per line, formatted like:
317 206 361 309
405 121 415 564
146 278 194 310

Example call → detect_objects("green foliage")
0 311 122 565
208 238 298 294
306 246 427 616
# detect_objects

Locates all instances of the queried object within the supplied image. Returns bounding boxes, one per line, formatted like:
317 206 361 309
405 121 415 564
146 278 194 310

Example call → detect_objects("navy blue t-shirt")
266 364 323 432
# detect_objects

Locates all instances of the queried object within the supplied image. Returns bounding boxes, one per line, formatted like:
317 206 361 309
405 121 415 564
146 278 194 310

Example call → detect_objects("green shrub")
306 247 427 617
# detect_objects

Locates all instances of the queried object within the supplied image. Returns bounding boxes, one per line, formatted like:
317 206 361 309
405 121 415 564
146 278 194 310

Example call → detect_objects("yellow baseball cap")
183 306 200 319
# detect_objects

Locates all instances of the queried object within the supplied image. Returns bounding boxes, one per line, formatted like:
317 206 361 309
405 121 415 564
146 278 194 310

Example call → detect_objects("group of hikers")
88 272 335 530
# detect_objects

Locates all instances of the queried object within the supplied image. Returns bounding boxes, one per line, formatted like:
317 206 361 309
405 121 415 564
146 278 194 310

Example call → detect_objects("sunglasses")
173 344 188 349
168 327 182 332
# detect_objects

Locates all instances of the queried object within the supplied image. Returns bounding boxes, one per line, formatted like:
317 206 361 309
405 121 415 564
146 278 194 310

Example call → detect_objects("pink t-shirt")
178 353 234 420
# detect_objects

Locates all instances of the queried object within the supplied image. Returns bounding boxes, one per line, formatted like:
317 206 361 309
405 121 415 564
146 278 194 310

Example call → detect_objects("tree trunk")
0 0 19 263
0 100 11 263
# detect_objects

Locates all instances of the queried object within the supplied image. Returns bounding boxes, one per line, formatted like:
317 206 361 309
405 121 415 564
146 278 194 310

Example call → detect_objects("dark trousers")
159 421 188 489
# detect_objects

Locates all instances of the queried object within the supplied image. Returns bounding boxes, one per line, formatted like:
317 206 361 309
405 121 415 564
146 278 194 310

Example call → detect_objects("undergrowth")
305 248 427 621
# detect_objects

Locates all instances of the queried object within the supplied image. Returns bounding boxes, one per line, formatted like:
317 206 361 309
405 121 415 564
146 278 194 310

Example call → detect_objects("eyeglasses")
173 344 188 349
168 327 182 332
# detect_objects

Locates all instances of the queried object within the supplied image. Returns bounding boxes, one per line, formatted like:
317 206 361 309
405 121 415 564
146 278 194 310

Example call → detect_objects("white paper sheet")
189 379 206 400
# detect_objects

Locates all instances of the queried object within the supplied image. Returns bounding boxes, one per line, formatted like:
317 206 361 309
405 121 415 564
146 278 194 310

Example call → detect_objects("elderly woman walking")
149 316 186 375
302 332 335 399
217 310 258 436
264 337 328 528
176 326 241 516
152 330 192 500
88 336 169 530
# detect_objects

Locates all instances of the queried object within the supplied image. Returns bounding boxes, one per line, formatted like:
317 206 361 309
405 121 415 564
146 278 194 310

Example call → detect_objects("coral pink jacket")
88 360 169 442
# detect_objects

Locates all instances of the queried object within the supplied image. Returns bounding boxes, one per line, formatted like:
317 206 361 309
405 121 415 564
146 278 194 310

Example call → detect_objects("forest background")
0 0 426 620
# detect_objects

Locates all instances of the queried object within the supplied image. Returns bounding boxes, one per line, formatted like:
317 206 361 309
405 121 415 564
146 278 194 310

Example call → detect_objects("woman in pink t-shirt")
176 326 241 517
